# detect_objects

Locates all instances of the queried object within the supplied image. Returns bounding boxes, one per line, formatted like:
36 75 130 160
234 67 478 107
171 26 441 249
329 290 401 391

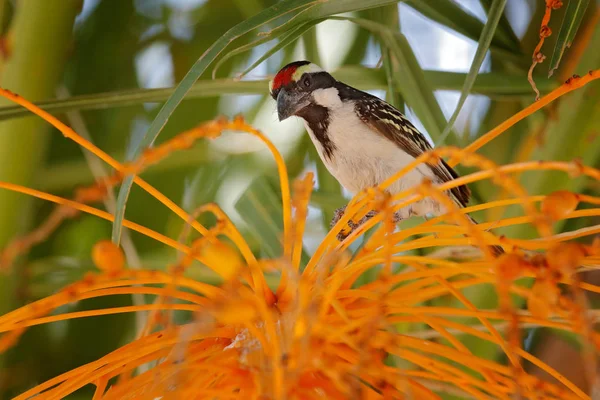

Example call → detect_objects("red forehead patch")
271 65 297 93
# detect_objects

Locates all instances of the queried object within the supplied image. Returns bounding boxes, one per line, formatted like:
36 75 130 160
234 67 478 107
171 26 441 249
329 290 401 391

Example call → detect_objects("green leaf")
436 0 507 146
405 0 523 61
302 19 322 65
0 79 264 121
165 161 230 240
382 53 403 110
235 176 283 259
27 256 94 299
0 69 559 123
339 19 373 65
211 29 289 79
224 0 403 77
415 70 558 96
369 5 404 109
331 67 558 99
236 174 312 264
289 0 404 23
213 0 405 79
231 0 265 19
239 19 325 78
111 0 317 246
548 0 590 77
309 145 343 229
310 190 348 210
478 0 522 49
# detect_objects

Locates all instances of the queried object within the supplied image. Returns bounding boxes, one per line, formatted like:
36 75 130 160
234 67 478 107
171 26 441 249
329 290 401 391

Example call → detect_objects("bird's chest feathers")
303 96 419 194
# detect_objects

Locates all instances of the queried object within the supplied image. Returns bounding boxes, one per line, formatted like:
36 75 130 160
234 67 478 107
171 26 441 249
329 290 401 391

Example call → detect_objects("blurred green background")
0 0 598 398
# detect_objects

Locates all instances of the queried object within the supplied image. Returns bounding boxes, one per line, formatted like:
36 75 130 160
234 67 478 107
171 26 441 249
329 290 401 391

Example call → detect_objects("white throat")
312 87 343 109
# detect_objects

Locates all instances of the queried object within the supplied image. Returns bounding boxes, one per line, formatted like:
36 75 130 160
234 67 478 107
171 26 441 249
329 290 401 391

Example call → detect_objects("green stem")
0 0 79 370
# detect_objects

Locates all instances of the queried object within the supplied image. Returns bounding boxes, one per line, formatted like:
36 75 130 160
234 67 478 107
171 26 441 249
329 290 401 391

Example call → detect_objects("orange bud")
92 240 125 272
546 243 586 274
495 253 525 281
539 26 552 38
541 190 578 221
197 239 244 281
233 114 245 125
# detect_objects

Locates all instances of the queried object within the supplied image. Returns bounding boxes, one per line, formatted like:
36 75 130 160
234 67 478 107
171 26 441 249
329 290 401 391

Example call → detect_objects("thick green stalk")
0 0 79 369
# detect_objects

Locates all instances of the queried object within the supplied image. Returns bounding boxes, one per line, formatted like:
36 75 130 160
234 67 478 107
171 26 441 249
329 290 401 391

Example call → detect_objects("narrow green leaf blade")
386 32 451 142
369 5 404 109
405 0 521 55
235 175 309 265
0 69 558 122
436 0 507 146
0 80 265 121
235 176 283 258
478 0 521 49
211 35 281 80
302 18 322 64
548 0 590 77
259 0 402 44
239 19 324 78
309 145 343 229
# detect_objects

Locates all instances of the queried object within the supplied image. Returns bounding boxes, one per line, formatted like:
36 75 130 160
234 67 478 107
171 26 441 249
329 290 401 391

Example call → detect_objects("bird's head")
269 60 338 121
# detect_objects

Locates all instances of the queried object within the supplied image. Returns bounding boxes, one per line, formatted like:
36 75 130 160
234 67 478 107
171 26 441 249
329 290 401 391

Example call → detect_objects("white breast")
303 90 442 217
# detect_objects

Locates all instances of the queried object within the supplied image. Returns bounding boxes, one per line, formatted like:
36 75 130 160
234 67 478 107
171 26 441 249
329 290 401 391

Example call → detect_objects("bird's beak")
276 88 310 121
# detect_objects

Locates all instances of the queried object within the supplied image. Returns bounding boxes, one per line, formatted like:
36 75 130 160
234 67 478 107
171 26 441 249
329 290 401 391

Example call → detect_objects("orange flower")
0 72 599 399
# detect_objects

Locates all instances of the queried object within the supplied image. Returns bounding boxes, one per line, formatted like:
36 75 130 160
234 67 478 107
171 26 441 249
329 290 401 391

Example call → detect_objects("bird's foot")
330 206 347 229
330 206 358 241
336 210 377 241
355 210 378 227
393 212 404 224
331 208 404 241
330 206 352 241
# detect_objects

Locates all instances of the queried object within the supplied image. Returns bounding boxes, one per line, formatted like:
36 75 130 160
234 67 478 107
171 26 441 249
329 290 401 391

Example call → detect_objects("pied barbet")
269 60 503 255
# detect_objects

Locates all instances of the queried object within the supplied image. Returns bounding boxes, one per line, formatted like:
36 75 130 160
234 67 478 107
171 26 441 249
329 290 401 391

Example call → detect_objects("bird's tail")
465 214 505 257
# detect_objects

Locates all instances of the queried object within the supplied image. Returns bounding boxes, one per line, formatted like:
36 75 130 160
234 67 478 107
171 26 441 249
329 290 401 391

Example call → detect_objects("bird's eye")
302 76 311 88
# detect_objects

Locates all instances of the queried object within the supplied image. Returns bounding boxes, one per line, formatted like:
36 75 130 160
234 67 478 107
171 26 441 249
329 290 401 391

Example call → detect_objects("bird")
269 60 503 255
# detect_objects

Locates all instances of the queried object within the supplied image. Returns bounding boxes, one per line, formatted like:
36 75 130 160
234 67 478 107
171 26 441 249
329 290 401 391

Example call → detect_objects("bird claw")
356 210 378 226
330 207 404 241
330 206 347 229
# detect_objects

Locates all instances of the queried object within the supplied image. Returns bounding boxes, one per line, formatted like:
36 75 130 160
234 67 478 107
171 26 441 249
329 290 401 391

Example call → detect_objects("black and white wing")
354 97 470 207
